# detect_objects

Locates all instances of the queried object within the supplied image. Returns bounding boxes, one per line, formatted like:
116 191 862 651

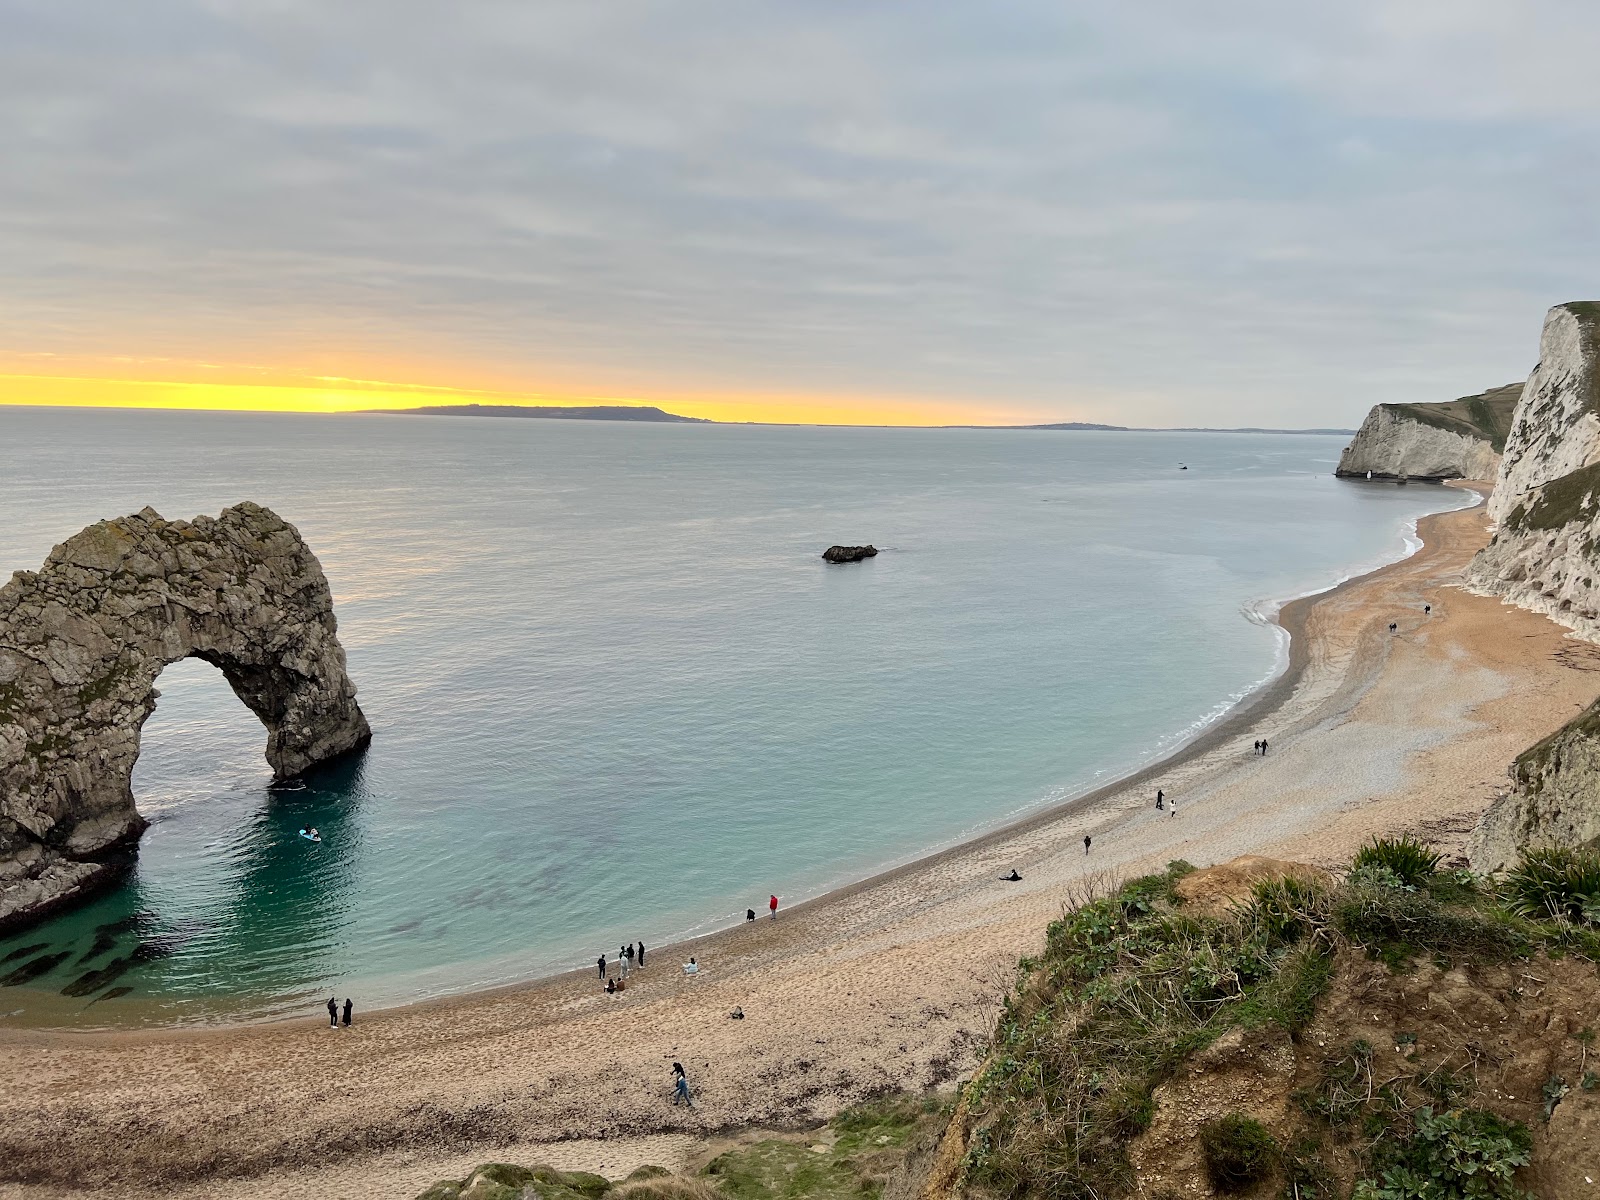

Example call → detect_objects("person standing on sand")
327 996 337 1028
1156 789 1164 810
638 940 645 967
1083 834 1092 855
1261 738 1269 755
597 955 607 980
1424 604 1432 616
342 998 352 1027
769 895 778 920
673 1065 692 1107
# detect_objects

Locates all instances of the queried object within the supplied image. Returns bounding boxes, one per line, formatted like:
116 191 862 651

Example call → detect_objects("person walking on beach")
1083 834 1092 855
673 1064 693 1107
327 996 338 1028
342 998 352 1027
1156 788 1164 810
637 940 645 967
597 955 607 980
769 895 779 920
1389 621 1397 634
1424 604 1431 616
1253 739 1261 755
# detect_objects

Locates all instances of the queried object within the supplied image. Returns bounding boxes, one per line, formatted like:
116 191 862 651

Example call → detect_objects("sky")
3 1 1599 427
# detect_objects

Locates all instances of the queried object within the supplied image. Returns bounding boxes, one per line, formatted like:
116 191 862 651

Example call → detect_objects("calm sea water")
0 408 1466 1025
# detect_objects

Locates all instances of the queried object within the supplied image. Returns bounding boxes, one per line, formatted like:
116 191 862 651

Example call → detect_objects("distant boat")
1179 464 1188 470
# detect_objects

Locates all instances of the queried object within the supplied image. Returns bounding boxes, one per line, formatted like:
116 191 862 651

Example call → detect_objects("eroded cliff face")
1335 395 1507 482
1465 303 1600 869
1470 705 1600 871
0 503 370 929
1468 304 1600 638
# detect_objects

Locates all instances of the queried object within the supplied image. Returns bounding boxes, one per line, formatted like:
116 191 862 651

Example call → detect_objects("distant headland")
361 404 1350 434
365 403 710 423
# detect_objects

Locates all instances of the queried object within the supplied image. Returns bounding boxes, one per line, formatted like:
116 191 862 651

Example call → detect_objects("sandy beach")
2 483 1595 1200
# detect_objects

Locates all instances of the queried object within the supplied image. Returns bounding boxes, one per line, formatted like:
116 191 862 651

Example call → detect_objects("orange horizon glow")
0 369 1072 428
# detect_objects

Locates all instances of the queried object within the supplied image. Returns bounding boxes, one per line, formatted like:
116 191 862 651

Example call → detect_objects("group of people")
325 996 353 1027
1252 738 1270 756
744 895 780 922
595 947 643 992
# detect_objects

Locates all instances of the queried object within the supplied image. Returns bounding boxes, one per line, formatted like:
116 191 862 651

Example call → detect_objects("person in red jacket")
769 894 779 920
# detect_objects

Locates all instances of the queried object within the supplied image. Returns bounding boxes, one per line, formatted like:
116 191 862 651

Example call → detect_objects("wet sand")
3 485 1596 1200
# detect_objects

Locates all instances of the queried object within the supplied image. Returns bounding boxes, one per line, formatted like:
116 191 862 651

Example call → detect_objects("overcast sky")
3 1 1599 425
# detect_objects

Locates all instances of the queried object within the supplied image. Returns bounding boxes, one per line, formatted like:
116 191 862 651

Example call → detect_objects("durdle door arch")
0 503 371 931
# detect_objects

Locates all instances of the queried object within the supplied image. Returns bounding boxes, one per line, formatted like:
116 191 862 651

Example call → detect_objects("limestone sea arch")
0 502 371 930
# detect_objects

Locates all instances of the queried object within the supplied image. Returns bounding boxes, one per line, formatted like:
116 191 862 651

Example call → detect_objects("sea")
0 407 1472 1025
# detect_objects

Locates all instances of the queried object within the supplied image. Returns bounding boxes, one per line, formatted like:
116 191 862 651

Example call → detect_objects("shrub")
1352 1106 1532 1200
1333 884 1523 965
1351 836 1442 888
1504 846 1600 924
1198 1114 1278 1194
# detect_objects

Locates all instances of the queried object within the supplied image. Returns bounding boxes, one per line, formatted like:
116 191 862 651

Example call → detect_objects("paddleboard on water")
298 832 321 843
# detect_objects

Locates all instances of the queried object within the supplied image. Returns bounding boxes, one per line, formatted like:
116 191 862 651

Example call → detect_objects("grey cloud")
2 0 1599 424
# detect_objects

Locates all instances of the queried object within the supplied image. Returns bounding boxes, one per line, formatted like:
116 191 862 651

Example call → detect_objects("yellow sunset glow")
0 370 1053 428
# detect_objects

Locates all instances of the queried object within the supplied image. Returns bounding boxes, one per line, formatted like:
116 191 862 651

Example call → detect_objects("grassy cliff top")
1386 382 1523 453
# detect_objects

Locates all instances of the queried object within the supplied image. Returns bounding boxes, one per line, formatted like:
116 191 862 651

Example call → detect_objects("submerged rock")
0 503 370 932
822 544 878 563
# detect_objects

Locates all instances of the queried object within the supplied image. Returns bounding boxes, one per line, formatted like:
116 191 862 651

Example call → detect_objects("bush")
1198 1114 1278 1194
1333 884 1524 965
1352 1106 1532 1200
1351 836 1442 888
1504 846 1600 925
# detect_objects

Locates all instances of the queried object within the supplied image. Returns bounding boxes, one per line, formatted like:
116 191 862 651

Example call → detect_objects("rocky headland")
0 502 369 931
1335 382 1520 482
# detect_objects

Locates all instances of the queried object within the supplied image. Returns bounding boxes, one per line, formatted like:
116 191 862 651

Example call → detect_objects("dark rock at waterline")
61 955 135 997
822 544 878 564
77 932 119 964
1 951 71 987
96 912 153 939
89 985 134 1004
1 941 47 965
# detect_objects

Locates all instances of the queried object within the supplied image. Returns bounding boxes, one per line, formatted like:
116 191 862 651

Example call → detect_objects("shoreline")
7 480 1597 1199
0 486 1479 1034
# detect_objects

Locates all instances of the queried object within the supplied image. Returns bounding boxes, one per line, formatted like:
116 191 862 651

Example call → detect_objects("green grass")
962 843 1592 1200
1504 846 1600 925
1387 383 1522 453
706 1096 945 1200
1351 835 1442 888
961 864 1334 1199
1503 460 1600 532
1198 1114 1277 1194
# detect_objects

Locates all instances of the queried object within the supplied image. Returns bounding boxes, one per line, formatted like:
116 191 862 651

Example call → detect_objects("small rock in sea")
822 544 877 563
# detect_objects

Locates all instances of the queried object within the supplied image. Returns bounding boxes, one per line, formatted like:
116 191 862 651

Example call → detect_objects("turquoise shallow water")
0 409 1468 1025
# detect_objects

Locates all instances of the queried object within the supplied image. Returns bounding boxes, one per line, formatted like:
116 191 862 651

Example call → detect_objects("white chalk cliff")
1335 385 1519 482
1464 302 1600 868
1468 303 1600 638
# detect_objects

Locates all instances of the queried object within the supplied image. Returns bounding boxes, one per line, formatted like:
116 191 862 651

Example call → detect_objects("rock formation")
1334 383 1520 482
1469 709 1600 871
1464 302 1600 868
0 503 370 930
1468 303 1600 637
822 545 878 563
